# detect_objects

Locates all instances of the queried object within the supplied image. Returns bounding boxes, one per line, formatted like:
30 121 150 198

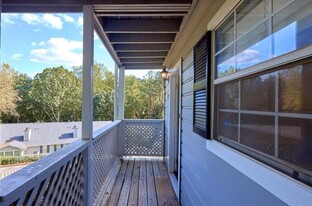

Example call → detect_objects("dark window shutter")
193 31 211 138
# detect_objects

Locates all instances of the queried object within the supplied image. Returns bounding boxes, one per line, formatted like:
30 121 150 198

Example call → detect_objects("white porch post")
82 5 94 206
82 5 94 140
114 64 119 121
117 66 125 120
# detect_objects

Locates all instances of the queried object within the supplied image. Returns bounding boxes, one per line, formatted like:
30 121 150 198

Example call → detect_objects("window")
14 151 21 156
193 31 211 137
215 0 312 78
214 0 312 186
5 151 14 156
0 152 4 156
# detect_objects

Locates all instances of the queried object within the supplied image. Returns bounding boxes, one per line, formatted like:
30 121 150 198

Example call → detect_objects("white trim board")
206 140 312 206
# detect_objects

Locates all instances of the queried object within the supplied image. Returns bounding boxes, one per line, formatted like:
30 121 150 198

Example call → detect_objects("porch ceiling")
3 0 193 70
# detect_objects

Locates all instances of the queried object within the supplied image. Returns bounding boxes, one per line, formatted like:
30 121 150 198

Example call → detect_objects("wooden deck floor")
105 157 179 206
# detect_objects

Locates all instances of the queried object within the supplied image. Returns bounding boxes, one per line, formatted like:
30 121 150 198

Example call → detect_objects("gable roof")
0 121 111 147
0 140 27 151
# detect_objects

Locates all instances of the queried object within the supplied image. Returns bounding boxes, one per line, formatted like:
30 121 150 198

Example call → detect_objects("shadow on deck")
103 157 179 206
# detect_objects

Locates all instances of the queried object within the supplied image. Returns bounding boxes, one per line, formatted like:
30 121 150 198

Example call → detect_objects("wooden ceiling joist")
103 19 182 33
120 58 165 63
114 44 171 52
109 33 176 44
117 52 168 58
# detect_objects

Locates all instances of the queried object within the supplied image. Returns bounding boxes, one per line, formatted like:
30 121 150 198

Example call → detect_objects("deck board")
105 157 179 206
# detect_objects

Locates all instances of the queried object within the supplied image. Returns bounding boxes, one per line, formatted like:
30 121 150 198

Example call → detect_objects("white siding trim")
206 140 312 206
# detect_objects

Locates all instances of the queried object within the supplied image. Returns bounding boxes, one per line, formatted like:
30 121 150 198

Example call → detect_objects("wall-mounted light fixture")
160 67 169 80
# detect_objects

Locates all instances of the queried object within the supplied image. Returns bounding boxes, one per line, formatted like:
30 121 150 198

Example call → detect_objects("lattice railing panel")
0 140 88 206
92 123 119 205
124 120 164 156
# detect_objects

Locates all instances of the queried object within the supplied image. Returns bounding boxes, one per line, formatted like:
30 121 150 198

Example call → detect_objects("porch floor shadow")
105 157 180 206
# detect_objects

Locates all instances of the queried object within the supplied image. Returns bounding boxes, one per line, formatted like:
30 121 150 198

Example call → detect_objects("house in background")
0 0 312 206
0 122 110 157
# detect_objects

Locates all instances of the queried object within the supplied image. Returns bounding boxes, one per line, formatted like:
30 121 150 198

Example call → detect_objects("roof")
2 0 193 70
0 140 27 151
0 121 111 147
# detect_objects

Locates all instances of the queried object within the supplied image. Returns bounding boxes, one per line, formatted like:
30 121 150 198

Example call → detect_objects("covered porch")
0 1 191 205
0 119 173 205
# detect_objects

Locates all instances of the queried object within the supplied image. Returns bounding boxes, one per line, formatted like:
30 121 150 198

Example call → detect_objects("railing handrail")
123 119 164 122
0 121 122 203
0 139 90 201
93 120 121 140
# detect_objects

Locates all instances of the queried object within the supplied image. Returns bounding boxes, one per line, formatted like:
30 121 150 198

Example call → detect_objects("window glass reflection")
216 45 235 78
236 0 269 38
241 73 275 111
273 0 312 56
215 13 234 53
236 21 272 70
279 117 312 171
219 82 239 110
218 112 238 142
241 114 275 155
279 62 312 114
215 0 312 79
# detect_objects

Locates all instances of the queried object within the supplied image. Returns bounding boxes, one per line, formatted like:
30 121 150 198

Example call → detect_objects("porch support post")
82 5 94 140
117 66 125 119
114 64 119 120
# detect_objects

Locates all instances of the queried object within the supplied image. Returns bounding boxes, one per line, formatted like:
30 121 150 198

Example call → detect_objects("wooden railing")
0 119 163 206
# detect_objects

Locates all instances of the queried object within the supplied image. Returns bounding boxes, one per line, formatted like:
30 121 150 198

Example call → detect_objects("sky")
1 13 149 78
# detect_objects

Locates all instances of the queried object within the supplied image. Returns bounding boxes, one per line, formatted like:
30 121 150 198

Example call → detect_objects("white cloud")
237 49 260 64
11 53 24 61
62 14 74 23
42 14 63 29
99 45 104 49
31 41 45 46
21 14 40 25
220 49 260 66
20 14 63 30
77 16 83 27
30 37 82 66
1 14 19 24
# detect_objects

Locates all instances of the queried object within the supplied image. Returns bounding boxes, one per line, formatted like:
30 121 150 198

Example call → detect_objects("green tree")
73 63 115 121
30 66 82 122
0 63 19 121
141 71 164 119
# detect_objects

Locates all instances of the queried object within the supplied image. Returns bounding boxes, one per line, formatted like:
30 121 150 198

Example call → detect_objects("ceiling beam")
120 58 165 63
114 44 171 52
3 0 192 5
123 63 163 67
117 52 168 58
125 65 163 70
109 33 176 44
103 19 182 33
96 12 187 17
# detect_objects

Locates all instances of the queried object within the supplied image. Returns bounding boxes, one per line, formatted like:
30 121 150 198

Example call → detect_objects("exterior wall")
0 146 21 152
164 80 170 167
164 1 312 204
24 146 40 155
177 51 288 206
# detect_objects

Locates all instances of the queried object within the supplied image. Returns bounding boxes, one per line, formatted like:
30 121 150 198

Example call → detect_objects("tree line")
0 63 164 123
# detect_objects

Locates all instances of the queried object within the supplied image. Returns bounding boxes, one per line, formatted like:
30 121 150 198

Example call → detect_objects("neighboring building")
0 121 111 156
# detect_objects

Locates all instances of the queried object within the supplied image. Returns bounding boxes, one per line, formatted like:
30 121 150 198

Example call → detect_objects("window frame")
212 0 312 186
